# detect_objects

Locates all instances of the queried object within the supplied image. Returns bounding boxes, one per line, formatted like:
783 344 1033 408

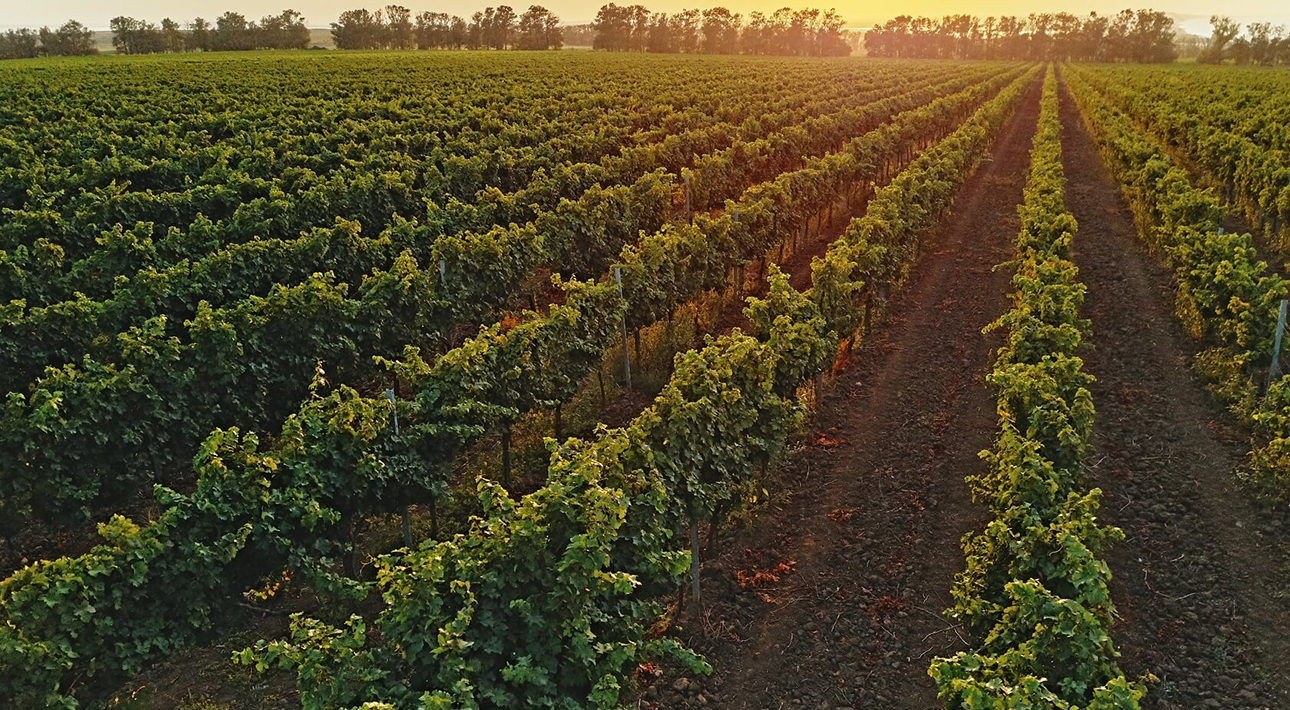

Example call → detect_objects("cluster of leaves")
0 177 661 528
0 56 929 304
928 69 1146 709
0 63 1039 708
0 278 624 707
1064 65 1290 503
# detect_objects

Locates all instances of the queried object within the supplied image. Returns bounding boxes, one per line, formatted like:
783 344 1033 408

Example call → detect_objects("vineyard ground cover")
1057 76 1290 710
637 74 1044 710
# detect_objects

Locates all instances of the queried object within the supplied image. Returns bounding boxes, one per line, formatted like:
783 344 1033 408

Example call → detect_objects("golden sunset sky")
6 0 1286 34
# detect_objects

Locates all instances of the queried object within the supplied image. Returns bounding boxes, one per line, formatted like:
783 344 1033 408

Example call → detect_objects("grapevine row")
0 63 985 383
928 68 1146 710
0 61 988 385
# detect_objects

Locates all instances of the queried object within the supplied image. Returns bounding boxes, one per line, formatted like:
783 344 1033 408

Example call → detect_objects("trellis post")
1267 299 1288 394
615 266 631 391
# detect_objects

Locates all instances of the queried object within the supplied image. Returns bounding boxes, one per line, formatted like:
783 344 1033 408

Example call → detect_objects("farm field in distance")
2 46 1290 710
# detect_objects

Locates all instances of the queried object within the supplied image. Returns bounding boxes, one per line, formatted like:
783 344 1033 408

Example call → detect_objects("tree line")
590 4 852 55
330 5 561 50
109 10 311 54
110 5 565 54
1200 15 1290 65
863 9 1178 63
0 21 95 59
7 5 1273 63
0 4 563 59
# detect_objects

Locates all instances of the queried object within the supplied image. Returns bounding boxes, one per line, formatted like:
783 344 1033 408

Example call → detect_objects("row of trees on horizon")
0 21 95 59
3 5 1283 64
330 5 563 50
864 10 1179 62
110 10 312 53
107 6 566 54
1200 16 1290 65
0 5 567 58
588 5 853 55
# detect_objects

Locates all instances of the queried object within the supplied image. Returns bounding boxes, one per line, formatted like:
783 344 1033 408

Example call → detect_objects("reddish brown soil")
1058 77 1290 709
645 76 1043 710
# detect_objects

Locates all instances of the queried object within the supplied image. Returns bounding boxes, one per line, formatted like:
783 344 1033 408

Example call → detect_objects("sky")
3 0 1286 34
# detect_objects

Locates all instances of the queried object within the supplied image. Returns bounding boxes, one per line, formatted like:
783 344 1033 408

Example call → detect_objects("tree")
332 8 385 49
160 18 185 52
767 8 793 54
39 20 96 56
646 12 674 53
468 9 486 48
282 10 311 49
1077 12 1107 61
627 4 651 51
467 6 516 49
109 16 136 54
0 29 40 59
449 15 468 47
415 11 452 48
110 16 164 54
212 12 256 51
187 18 212 51
1199 16 1240 63
592 4 633 51
259 9 310 49
517 5 562 50
674 9 700 52
816 9 849 56
1127 9 1176 63
742 11 769 54
700 7 740 54
785 8 817 55
491 6 517 48
385 5 415 48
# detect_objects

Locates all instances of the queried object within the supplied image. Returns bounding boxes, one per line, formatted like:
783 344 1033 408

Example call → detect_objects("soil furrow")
647 76 1043 710
1058 75 1290 710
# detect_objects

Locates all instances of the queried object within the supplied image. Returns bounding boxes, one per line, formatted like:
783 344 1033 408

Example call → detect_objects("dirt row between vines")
645 76 1044 710
1058 77 1290 710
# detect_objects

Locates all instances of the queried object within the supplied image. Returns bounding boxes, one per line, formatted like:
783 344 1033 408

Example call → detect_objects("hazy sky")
5 0 1287 34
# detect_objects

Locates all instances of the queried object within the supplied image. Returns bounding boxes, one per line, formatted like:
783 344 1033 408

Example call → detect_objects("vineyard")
1 51 1289 710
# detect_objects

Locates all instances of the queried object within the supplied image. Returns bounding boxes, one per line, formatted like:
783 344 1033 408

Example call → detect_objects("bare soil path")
1058 75 1290 710
646 75 1043 710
